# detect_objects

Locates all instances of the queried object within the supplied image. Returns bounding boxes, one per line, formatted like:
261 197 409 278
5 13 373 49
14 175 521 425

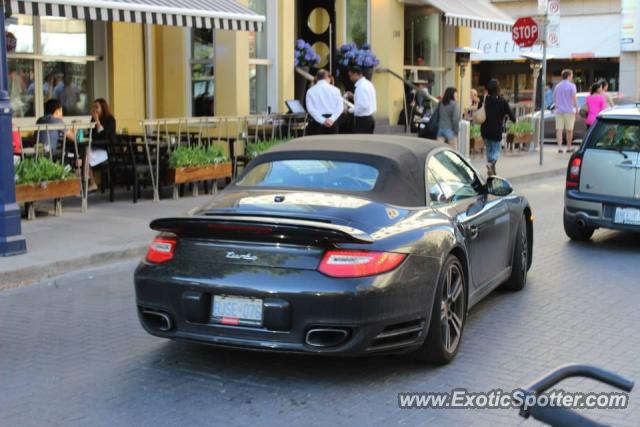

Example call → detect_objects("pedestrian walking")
553 69 578 153
544 82 553 109
436 87 460 150
598 79 615 108
347 67 377 134
584 82 606 131
478 79 515 176
305 69 344 135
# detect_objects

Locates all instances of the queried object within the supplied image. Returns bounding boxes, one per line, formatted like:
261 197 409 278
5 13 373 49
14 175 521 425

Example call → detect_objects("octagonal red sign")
512 17 539 48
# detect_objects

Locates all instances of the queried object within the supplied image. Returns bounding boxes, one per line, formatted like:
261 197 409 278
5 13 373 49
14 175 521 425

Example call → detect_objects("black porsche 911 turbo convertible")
135 135 533 365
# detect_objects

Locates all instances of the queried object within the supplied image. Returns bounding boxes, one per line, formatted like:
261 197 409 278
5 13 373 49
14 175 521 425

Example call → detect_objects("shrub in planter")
506 121 535 147
14 158 81 218
15 157 74 185
247 139 290 160
294 39 321 69
168 145 228 169
168 145 232 187
335 43 380 90
294 39 320 101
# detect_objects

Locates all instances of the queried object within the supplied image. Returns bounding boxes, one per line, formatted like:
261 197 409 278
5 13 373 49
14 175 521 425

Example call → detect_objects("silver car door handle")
616 160 636 169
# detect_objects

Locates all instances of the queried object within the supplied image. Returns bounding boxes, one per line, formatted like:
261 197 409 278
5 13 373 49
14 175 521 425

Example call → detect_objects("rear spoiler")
150 215 374 244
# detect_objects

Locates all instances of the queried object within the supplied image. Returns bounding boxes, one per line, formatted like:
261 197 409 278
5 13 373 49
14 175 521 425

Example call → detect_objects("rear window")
237 160 380 192
586 120 640 152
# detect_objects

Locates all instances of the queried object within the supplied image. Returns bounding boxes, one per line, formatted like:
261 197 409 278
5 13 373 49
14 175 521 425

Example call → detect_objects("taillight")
566 154 582 189
146 235 177 264
318 250 406 278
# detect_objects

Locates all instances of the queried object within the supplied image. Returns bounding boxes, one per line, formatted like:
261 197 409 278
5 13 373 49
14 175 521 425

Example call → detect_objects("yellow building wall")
335 0 346 47
370 0 405 124
213 0 250 117
215 29 250 117
108 22 146 132
456 27 473 113
278 0 295 112
152 26 188 118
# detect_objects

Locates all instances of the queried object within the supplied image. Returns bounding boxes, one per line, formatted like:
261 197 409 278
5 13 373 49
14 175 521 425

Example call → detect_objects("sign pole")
538 15 548 166
0 6 27 256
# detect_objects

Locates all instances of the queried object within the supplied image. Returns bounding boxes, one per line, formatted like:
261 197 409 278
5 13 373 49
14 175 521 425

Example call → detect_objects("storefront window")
191 28 215 117
249 0 269 114
40 17 87 56
250 64 268 114
405 10 441 95
5 15 94 118
346 0 368 46
43 62 91 116
8 59 35 118
6 15 34 53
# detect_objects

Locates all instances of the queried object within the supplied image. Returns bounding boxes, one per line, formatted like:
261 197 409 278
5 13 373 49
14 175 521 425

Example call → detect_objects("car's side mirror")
486 176 513 197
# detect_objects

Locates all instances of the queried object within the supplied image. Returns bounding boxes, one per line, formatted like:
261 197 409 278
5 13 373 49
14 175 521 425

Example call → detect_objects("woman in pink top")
585 82 606 130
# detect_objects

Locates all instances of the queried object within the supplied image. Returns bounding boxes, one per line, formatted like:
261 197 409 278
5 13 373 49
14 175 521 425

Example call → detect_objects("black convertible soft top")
239 135 445 207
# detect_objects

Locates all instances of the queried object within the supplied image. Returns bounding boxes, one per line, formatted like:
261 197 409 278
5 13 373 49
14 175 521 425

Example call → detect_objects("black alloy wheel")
413 255 466 365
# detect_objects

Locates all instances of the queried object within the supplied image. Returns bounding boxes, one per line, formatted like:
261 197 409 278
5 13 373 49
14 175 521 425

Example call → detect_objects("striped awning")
3 0 265 31
401 0 513 32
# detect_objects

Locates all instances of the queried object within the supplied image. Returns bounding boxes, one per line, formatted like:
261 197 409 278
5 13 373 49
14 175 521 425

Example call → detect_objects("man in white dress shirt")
348 67 377 134
305 69 344 135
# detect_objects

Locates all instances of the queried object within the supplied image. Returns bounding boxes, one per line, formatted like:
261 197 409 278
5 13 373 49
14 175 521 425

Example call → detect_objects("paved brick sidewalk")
469 145 567 183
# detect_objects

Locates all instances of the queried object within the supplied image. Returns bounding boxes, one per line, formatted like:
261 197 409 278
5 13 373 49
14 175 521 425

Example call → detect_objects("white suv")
564 105 640 240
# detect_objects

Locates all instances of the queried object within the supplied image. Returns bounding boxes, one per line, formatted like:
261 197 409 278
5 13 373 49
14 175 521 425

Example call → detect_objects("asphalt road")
1 177 639 427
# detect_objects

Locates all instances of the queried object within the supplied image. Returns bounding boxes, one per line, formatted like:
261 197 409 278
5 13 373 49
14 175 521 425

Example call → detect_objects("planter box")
168 162 232 185
16 178 81 203
514 132 533 145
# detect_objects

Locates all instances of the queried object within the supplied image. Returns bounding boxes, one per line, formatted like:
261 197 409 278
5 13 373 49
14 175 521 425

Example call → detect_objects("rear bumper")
564 190 640 232
134 256 441 356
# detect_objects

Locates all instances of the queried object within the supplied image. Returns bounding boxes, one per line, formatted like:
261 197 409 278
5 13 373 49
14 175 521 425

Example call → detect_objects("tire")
412 255 466 365
563 211 595 241
502 214 530 291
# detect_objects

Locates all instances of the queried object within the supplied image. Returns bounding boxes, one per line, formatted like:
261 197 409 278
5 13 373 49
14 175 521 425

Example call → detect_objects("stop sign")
512 17 539 48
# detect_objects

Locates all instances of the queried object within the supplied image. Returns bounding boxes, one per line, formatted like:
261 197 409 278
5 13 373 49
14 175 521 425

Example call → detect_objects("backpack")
418 103 440 140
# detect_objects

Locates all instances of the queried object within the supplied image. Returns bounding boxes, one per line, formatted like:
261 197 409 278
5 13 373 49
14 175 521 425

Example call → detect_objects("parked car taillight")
566 154 583 190
318 250 406 278
146 235 178 264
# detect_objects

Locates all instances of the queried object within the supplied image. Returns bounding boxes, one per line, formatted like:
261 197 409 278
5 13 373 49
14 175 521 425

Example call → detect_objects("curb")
0 245 147 292
0 168 566 291
507 167 566 185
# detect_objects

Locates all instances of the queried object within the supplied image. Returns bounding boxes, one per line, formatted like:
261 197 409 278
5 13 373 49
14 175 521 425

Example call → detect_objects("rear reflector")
318 250 406 278
566 154 582 189
146 235 177 264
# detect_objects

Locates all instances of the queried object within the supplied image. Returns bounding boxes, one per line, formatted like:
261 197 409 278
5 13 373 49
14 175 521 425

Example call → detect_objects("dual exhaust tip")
305 328 350 348
141 309 173 332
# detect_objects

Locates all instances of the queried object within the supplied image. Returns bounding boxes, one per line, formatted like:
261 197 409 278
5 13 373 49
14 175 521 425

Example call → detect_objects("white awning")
402 0 514 32
3 0 265 31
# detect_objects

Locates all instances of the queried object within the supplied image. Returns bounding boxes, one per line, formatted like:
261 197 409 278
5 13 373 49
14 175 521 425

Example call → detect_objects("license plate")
212 295 263 326
614 207 640 225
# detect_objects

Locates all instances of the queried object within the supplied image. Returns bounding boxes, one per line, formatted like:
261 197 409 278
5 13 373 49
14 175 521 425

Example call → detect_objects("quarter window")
586 120 640 153
428 151 480 203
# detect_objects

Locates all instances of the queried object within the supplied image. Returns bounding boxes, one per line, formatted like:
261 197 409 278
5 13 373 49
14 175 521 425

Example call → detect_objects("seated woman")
88 99 116 190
